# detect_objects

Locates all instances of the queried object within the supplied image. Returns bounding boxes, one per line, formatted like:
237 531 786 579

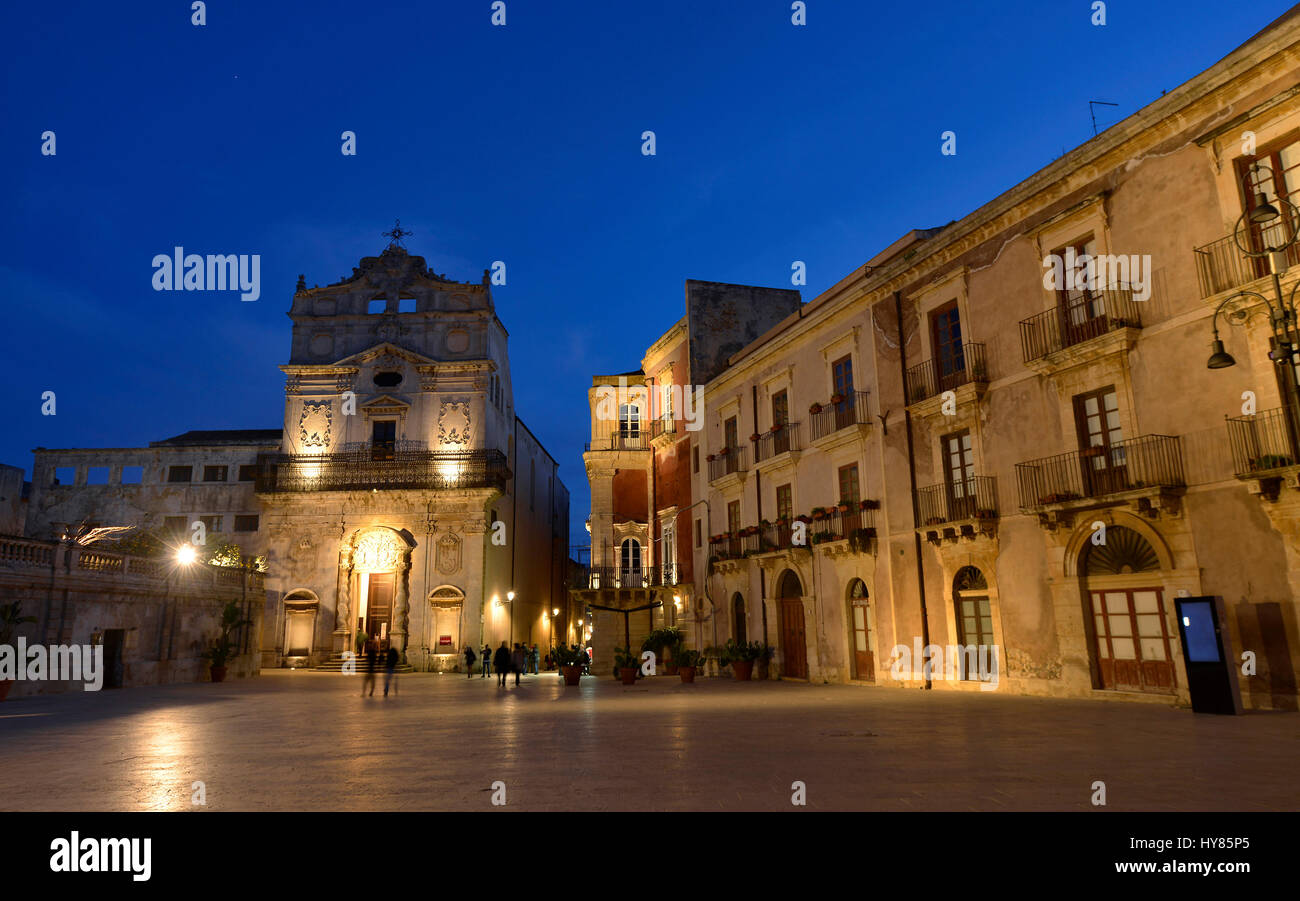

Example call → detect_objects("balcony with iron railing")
585 431 648 452
568 564 665 590
753 422 802 465
809 390 871 443
1015 435 1185 515
1226 406 1300 480
708 446 749 483
710 506 878 561
917 476 999 541
905 343 988 405
1019 288 1143 365
1194 230 1300 299
255 445 510 493
649 418 679 443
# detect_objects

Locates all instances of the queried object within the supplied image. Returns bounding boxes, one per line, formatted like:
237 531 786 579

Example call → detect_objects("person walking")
464 645 477 678
482 643 492 678
383 645 399 696
361 637 378 697
511 642 526 685
493 641 511 687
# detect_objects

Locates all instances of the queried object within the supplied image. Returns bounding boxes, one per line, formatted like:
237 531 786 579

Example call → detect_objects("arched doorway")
846 578 874 681
1083 525 1174 693
777 569 807 679
732 593 747 644
283 589 319 662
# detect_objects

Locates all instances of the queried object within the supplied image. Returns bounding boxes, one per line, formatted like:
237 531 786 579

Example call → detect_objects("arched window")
732 593 747 645
620 538 642 580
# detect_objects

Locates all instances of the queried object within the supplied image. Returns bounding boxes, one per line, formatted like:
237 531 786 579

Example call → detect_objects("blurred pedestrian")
482 643 492 678
493 641 510 686
361 636 378 697
464 644 477 678
530 643 540 674
511 643 526 685
383 645 399 696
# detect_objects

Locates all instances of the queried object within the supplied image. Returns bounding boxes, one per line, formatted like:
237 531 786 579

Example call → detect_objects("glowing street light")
176 545 198 566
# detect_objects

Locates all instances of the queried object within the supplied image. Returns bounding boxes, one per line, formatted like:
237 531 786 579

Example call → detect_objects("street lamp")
506 590 515 645
1206 163 1300 457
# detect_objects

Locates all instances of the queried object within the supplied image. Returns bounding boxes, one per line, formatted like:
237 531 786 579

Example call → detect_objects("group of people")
464 642 540 685
359 637 400 697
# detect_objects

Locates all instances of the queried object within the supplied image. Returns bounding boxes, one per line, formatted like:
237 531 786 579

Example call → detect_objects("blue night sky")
2 0 1290 549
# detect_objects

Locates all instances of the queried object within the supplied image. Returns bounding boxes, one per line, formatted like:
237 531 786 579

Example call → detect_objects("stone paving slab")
0 670 1295 811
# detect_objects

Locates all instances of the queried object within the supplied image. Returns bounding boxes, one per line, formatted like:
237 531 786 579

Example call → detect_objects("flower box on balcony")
836 502 851 513
794 514 811 524
750 433 762 443
860 499 880 510
811 531 833 544
771 423 784 433
718 447 730 455
1250 454 1296 471
830 393 846 405
809 403 823 415
706 454 716 462
810 507 827 520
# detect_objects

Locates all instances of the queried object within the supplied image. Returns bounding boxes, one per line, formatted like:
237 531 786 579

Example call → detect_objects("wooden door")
779 598 807 679
1090 588 1175 693
851 600 874 682
366 573 395 647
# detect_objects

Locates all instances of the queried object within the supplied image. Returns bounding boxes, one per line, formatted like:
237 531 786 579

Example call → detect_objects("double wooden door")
1090 588 1175 692
779 598 807 679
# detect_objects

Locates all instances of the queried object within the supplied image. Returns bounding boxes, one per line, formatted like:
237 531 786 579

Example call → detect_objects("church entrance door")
365 573 395 649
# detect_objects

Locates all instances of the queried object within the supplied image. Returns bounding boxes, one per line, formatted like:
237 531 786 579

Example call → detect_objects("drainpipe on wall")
894 289 931 690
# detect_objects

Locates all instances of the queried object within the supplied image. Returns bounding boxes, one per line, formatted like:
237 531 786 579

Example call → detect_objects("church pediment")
359 394 410 411
334 342 439 368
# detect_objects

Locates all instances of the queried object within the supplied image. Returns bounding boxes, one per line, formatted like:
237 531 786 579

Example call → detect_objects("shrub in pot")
642 628 684 674
723 639 763 681
202 601 253 683
552 644 586 685
674 647 703 683
614 646 640 685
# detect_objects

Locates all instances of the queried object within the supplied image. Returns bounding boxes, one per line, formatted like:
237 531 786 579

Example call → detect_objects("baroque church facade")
23 238 570 675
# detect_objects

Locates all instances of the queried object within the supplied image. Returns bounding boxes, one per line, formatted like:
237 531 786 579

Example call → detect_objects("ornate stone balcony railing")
255 448 510 493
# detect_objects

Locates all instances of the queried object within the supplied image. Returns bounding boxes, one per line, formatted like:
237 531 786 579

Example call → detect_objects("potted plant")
830 393 845 405
809 402 823 415
614 646 640 685
723 639 762 680
836 500 851 513
0 602 37 701
811 506 827 521
706 453 716 462
641 628 684 674
202 600 253 684
675 647 703 683
553 644 586 685
750 432 762 443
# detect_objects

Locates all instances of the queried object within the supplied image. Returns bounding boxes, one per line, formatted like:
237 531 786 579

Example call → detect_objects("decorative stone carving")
353 530 402 573
436 532 461 574
299 402 332 448
376 314 403 342
438 399 472 446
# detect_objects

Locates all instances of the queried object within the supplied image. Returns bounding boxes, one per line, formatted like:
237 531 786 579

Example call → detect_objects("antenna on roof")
1089 100 1119 137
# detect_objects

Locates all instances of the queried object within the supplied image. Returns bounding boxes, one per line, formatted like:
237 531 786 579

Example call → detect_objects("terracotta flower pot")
732 660 755 681
210 665 228 684
561 665 582 686
619 666 638 685
0 679 14 701
679 666 696 683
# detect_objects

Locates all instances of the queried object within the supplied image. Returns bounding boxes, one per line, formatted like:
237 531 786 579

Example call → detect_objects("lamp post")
1206 164 1300 460
506 590 515 645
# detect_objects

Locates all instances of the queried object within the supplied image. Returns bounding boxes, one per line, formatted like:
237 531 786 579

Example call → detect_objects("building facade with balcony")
22 240 570 673
573 281 800 669
676 11 1300 708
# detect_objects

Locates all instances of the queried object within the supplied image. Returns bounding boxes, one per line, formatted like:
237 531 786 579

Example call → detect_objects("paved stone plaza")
0 671 1295 811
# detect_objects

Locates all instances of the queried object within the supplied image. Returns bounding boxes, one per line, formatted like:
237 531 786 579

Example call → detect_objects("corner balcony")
1193 231 1300 299
904 343 988 416
649 417 679 447
707 446 748 489
1018 289 1143 374
752 422 802 470
809 390 872 449
255 444 510 494
568 564 666 591
1226 406 1300 501
916 476 998 543
1015 434 1185 530
585 432 649 452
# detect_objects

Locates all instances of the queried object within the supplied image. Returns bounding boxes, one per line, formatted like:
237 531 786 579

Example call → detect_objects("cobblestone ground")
0 670 1295 811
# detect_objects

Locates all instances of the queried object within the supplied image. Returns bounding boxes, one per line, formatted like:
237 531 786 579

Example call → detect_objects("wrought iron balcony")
649 418 678 441
810 390 871 441
585 431 648 451
753 422 802 463
708 446 748 482
905 343 988 405
1226 406 1300 478
1194 231 1300 298
570 565 662 590
1019 288 1143 364
805 506 876 546
255 448 510 493
917 476 998 526
1015 435 1184 510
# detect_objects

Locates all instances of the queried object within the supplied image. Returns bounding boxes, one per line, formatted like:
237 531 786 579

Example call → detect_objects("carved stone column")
335 546 353 655
392 548 413 661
